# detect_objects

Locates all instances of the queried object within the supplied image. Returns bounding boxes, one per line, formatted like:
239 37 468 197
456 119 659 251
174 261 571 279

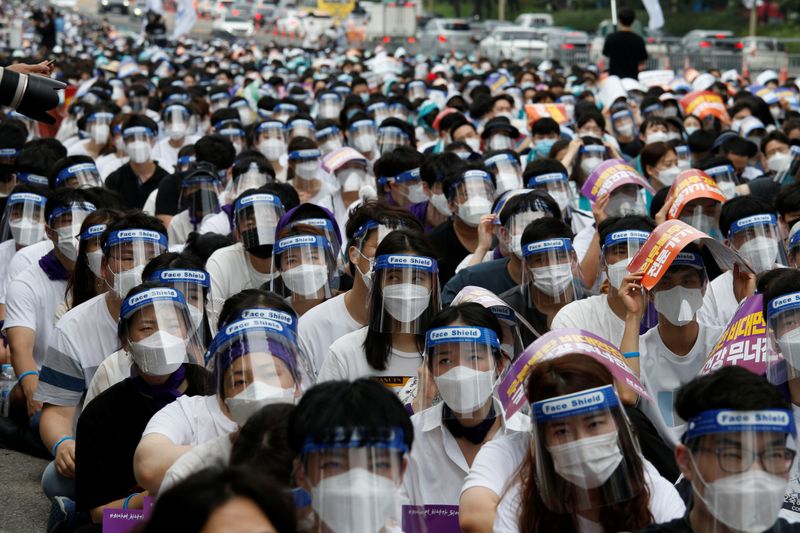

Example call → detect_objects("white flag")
172 0 197 39
146 0 163 15
641 0 664 30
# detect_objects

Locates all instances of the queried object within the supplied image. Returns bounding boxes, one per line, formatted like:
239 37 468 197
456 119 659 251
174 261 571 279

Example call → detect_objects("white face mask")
778 327 800 369
86 250 104 278
615 123 634 138
382 283 430 323
645 131 670 144
112 264 145 299
531 264 574 297
548 430 623 489
464 137 481 152
281 263 329 297
126 140 152 164
188 305 204 332
657 166 681 186
310 468 397 533
580 157 604 176
9 219 44 246
434 365 495 415
56 225 80 262
225 381 296 426
767 152 792 173
487 135 513 151
114 136 127 153
90 123 109 145
509 234 523 258
353 134 376 153
685 126 699 136
653 285 703 326
166 123 187 141
457 197 492 227
737 236 779 274
258 138 284 160
606 257 632 291
403 183 429 204
692 463 787 533
295 161 319 181
429 193 452 216
717 180 737 200
129 330 187 376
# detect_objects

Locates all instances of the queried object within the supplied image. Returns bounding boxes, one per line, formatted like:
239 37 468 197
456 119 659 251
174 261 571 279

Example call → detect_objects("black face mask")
181 188 220 220
242 228 273 259
0 164 14 183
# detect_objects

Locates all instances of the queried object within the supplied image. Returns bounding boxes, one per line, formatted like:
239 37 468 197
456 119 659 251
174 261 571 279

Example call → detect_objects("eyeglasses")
696 446 796 475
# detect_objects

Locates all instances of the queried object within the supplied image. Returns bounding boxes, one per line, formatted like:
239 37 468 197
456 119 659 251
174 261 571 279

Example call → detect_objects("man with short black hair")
602 9 648 79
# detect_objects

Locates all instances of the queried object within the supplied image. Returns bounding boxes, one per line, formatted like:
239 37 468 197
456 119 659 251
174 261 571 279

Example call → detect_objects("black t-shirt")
636 515 800 532
441 257 516 305
425 219 470 287
155 172 182 216
498 285 549 346
625 405 680 482
74 366 209 512
105 162 170 210
603 31 648 80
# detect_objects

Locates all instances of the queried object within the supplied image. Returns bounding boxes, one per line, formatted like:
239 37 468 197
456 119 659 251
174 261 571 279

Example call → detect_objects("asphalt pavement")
0 448 50 532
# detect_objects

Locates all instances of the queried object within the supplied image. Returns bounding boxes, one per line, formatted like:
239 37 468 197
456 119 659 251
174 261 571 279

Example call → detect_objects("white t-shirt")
3 261 67 367
307 184 348 240
551 294 626 348
159 433 232 495
206 242 276 333
84 349 132 407
167 210 208 247
639 322 725 446
317 327 422 393
698 270 737 328
96 153 128 181
66 138 92 157
152 136 199 174
298 293 362 375
0 239 17 305
402 401 529 509
461 431 529 499
142 394 238 446
3 240 54 305
198 211 232 236
572 223 596 263
493 450 685 532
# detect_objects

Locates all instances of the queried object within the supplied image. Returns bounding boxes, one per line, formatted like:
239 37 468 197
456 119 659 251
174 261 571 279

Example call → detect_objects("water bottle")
0 364 15 417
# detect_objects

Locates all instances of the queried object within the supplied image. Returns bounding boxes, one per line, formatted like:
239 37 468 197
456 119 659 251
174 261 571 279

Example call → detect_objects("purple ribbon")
129 364 187 411
38 250 70 281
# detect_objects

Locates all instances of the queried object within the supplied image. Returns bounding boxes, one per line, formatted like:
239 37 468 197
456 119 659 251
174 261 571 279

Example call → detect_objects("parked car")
418 18 474 56
212 13 255 36
514 13 554 28
681 29 742 70
98 0 129 14
479 25 548 63
741 36 789 73
537 27 590 64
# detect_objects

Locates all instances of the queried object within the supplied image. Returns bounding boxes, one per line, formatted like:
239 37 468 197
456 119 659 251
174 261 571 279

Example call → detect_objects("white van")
514 13 554 28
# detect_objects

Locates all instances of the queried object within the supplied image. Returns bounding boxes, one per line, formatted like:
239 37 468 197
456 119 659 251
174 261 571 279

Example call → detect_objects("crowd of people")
3 5 800 532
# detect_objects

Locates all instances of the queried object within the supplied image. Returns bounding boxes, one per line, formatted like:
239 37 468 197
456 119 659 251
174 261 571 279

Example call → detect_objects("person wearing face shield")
620 246 725 445
526 118 561 163
347 116 379 161
50 158 103 190
35 213 167 502
400 304 526 525
315 123 345 156
74 284 210 522
218 124 247 156
153 104 199 174
208 88 231 114
641 142 681 190
523 159 596 238
610 106 642 158
426 166 497 285
205 184 299 335
375 148 429 215
376 118 415 156
315 91 344 122
493 354 685 532
762 131 795 178
322 147 369 210
642 367 798 533
287 116 317 144
317 229 441 393
699 160 741 201
254 120 288 180
441 190 561 306
270 230 337 316
106 117 170 210
481 117 519 154
289 379 414 533
67 108 117 161
286 142 347 226
0 122 27 202
552 215 656 346
483 151 523 196
167 169 223 247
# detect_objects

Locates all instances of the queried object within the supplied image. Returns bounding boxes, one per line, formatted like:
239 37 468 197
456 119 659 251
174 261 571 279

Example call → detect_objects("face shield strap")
373 254 438 273
522 238 573 258
102 229 168 253
288 119 315 135
219 127 246 138
0 148 20 158
532 384 619 422
209 317 299 379
683 409 796 444
602 230 649 250
727 214 777 239
48 201 97 226
120 287 187 320
234 193 284 215
55 163 101 187
86 112 114 124
349 119 376 132
235 308 297 338
17 172 49 186
288 149 322 161
377 167 420 185
80 223 106 241
256 122 285 135
290 218 338 244
580 145 606 157
274 234 332 257
8 192 47 208
767 292 800 321
148 268 210 288
300 426 409 456
122 126 155 139
526 172 568 188
316 126 341 140
425 326 499 351
485 153 519 168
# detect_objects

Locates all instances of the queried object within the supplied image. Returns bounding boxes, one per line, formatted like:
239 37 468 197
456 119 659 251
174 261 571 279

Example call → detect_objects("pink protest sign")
497 329 650 419
700 294 771 376
580 159 654 202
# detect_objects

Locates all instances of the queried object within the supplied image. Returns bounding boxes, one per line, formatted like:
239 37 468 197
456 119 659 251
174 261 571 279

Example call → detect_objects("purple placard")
143 496 155 519
497 328 651 419
102 509 145 533
402 504 460 533
580 159 654 202
700 294 772 376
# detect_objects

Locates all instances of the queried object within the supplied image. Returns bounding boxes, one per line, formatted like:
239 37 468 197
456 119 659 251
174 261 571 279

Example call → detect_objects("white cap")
692 73 716 92
757 70 779 86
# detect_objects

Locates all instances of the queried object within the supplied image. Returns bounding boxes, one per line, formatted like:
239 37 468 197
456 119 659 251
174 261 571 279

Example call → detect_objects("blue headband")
288 149 322 161
603 230 650 249
103 228 168 251
273 234 330 255
728 214 777 238
55 162 99 186
533 385 620 422
121 287 186 319
234 193 283 212
80 223 106 241
522 238 573 258
425 326 499 350
300 426 408 454
373 254 438 272
767 291 800 319
685 409 796 440
527 172 568 187
148 269 210 288
378 167 420 185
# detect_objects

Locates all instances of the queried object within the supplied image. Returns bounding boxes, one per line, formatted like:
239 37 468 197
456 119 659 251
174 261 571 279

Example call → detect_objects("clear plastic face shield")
388 103 410 122
705 164 739 200
371 254 441 335
526 172 573 214
289 149 323 193
611 109 637 139
288 119 316 142
86 112 114 146
349 119 378 154
272 234 336 302
0 193 47 247
501 203 553 259
233 162 272 197
210 317 305 426
316 126 344 155
317 94 343 121
55 162 102 189
48 201 96 263
422 326 501 417
775 146 800 187
368 102 391 126
727 214 788 274
176 155 196 173
120 287 204 376
522 238 583 309
0 148 18 197
231 100 254 127
485 153 522 196
163 105 191 141
677 198 721 238
299 427 408 533
605 184 648 217
676 145 692 170
147 269 210 341
273 103 299 124
103 229 168 300
378 167 428 205
288 217 342 261
406 81 427 102
681 408 797 533
122 126 155 164
80 223 106 278
219 127 246 154
255 121 286 161
486 133 514 152
578 145 608 177
602 230 649 292
208 92 231 113
234 193 285 252
532 384 645 513
767 292 800 385
179 173 222 224
452 170 496 227
377 126 410 155
335 162 369 195
650 254 707 327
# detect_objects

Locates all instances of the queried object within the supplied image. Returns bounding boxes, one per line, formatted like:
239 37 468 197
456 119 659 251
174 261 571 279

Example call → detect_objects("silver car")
479 26 548 63
419 18 474 56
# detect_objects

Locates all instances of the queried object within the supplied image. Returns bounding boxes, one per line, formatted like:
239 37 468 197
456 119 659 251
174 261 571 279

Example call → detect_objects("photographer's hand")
7 61 54 76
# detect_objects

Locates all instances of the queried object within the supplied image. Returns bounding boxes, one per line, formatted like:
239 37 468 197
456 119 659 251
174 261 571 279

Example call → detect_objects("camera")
0 67 66 125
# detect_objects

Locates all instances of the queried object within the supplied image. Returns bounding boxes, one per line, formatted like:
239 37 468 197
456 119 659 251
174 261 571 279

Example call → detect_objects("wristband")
622 351 640 359
123 492 140 510
51 435 74 457
18 370 39 384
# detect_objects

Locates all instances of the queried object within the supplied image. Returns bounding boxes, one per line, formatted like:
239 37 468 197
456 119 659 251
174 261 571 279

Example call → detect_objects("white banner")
641 0 664 30
172 0 197 39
